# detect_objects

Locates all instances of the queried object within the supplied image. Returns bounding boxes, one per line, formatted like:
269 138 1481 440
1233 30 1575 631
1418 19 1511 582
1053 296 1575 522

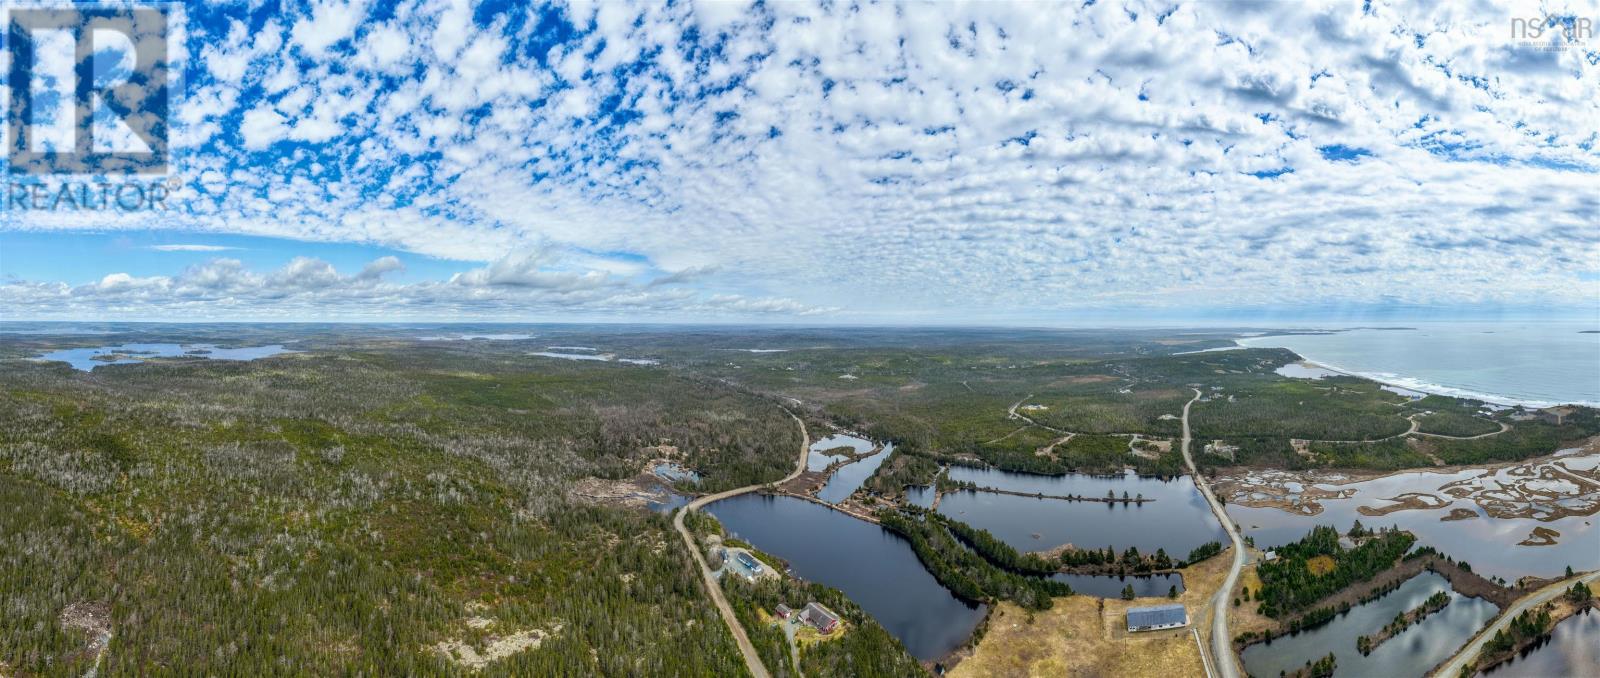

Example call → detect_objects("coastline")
1290 357 1594 409
1225 333 1598 409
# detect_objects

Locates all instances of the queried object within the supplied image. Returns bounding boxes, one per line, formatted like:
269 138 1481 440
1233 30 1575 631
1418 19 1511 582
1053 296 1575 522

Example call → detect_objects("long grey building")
1126 603 1188 632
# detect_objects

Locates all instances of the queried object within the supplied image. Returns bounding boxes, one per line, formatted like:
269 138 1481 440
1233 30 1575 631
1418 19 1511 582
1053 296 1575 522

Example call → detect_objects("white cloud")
357 255 404 280
9 0 1598 321
239 106 288 149
290 1 367 56
449 248 621 291
148 244 242 252
0 256 829 320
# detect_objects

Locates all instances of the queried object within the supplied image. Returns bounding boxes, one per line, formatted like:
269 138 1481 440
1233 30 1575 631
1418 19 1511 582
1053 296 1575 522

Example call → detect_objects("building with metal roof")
736 551 762 573
1126 604 1188 632
802 602 840 634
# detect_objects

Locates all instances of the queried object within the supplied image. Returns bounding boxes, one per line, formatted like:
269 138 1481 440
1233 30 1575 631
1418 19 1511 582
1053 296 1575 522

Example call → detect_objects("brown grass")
1231 558 1277 639
1306 555 1336 576
950 550 1234 678
795 620 847 647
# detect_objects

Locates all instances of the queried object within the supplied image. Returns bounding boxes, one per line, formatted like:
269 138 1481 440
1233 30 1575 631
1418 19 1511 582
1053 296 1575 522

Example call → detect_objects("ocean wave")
1237 335 1599 408
1297 361 1597 409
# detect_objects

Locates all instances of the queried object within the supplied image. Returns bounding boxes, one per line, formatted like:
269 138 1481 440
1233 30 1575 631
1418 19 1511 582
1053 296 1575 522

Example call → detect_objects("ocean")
1237 322 1600 407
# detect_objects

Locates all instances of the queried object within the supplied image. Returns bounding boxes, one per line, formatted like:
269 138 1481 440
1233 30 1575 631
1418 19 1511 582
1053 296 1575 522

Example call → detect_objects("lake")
1274 362 1341 379
706 493 986 660
906 485 936 508
817 442 893 503
529 351 659 365
1242 571 1500 678
1478 608 1599 677
1052 572 1184 598
646 491 691 514
806 434 875 472
36 343 295 371
417 333 534 341
1239 323 1600 407
936 467 1227 555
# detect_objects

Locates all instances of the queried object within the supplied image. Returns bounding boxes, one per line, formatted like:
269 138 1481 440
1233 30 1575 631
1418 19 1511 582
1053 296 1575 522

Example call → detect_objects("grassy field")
949 544 1231 677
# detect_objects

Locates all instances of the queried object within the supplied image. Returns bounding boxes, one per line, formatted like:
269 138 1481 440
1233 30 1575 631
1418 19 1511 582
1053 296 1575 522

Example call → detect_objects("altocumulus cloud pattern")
3 0 1597 321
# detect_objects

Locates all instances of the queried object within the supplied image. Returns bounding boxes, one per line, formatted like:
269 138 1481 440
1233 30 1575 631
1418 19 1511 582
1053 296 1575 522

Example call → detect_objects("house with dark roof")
802 602 840 633
1126 603 1188 632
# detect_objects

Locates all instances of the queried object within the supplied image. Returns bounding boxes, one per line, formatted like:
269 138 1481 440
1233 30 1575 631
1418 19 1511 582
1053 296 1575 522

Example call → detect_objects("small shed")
775 604 792 619
1126 604 1188 632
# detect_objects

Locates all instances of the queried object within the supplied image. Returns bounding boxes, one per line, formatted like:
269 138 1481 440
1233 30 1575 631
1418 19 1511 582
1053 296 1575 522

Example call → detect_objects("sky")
1 0 1597 324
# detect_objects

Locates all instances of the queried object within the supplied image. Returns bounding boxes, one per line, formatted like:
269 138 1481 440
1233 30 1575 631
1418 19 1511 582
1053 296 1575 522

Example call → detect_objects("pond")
1223 455 1600 581
36 343 296 371
806 434 874 471
646 491 691 514
705 493 986 660
1051 572 1184 598
1275 361 1341 379
817 443 893 504
905 485 936 508
1241 571 1499 678
1478 608 1599 677
935 467 1226 555
810 434 875 454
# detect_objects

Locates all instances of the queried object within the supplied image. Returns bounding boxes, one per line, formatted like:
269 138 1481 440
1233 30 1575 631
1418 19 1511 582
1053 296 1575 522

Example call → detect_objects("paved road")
672 407 810 678
1180 389 1244 678
1430 569 1600 678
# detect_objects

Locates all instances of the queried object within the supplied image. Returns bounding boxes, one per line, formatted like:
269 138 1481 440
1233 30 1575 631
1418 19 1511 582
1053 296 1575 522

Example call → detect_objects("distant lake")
936 467 1226 555
1240 323 1600 407
810 434 875 455
529 351 659 365
36 343 295 371
1274 362 1340 379
806 434 875 471
706 493 986 660
817 442 893 503
417 333 534 341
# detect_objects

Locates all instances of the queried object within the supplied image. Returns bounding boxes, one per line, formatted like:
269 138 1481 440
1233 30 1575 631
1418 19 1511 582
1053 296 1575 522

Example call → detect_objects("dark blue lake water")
706 493 986 660
36 343 295 371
